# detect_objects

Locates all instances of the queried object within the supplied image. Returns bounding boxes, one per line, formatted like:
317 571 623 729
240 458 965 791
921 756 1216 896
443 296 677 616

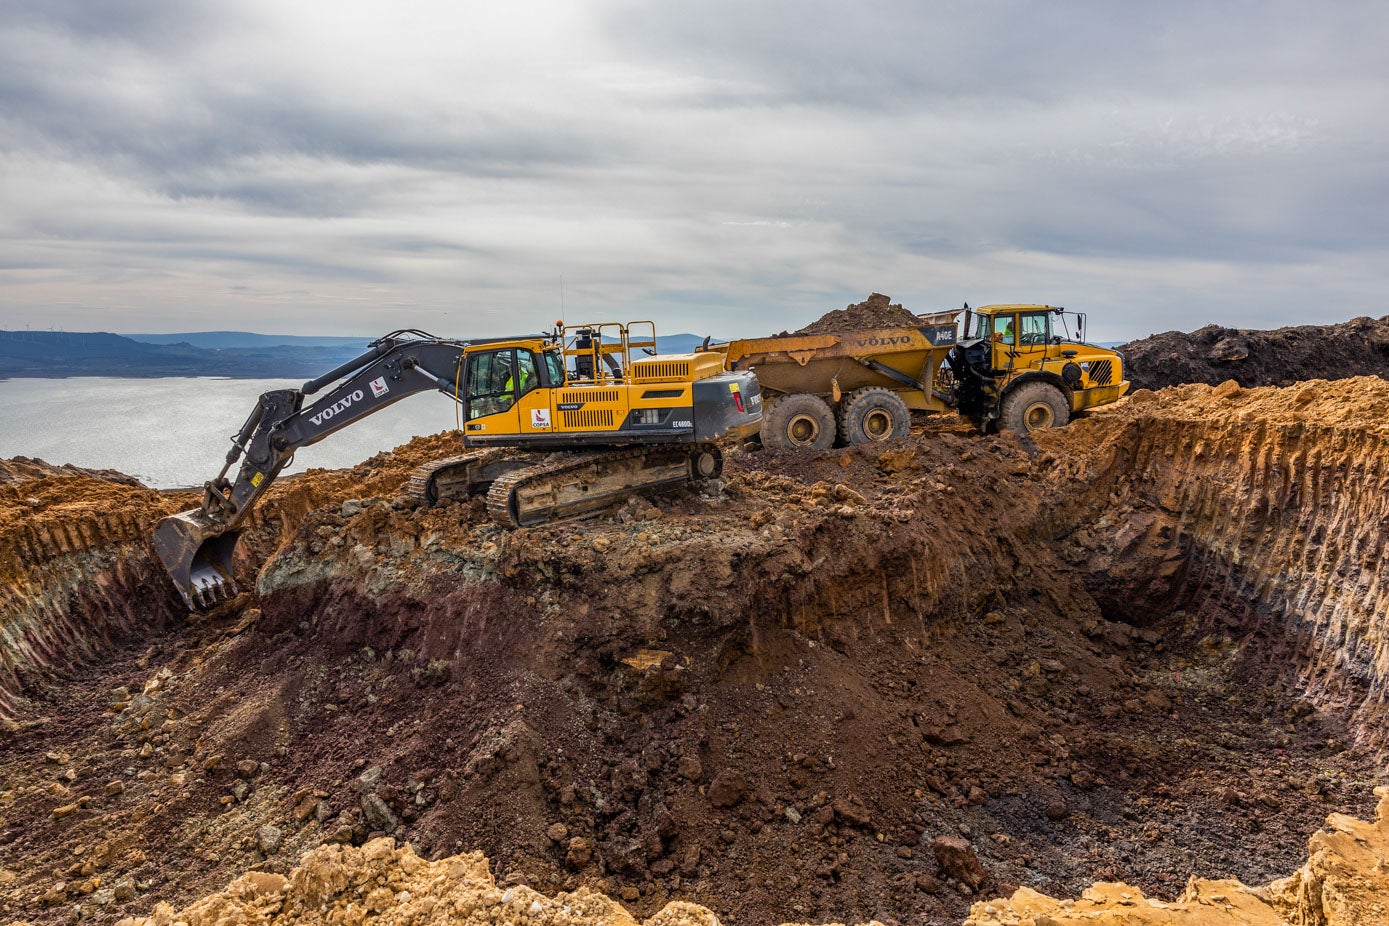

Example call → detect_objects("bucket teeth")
190 571 237 609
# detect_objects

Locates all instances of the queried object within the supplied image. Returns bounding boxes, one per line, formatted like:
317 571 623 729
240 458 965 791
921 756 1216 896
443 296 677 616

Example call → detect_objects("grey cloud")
0 12 603 217
1 2 1387 340
4 0 221 46
605 1 1388 107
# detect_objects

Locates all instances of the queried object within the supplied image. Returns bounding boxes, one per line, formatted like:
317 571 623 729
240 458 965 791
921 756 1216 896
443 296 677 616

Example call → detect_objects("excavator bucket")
152 510 241 610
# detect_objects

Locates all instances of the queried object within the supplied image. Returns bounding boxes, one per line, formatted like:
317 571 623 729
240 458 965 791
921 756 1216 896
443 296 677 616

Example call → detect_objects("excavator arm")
154 330 469 608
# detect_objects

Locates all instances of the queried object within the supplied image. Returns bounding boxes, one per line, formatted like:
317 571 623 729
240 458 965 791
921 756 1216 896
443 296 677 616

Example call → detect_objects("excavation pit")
1 378 1386 925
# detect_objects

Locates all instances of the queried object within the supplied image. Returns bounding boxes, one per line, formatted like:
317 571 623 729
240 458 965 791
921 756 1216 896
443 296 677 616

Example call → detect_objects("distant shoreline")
0 328 711 381
0 373 294 382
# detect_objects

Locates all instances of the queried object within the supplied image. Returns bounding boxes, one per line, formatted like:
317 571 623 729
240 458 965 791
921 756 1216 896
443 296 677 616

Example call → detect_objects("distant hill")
654 333 713 353
129 331 372 350
0 330 364 379
129 331 712 352
0 330 717 379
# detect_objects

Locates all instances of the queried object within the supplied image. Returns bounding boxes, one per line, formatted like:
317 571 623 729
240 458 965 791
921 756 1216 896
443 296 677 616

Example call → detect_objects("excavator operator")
503 353 534 396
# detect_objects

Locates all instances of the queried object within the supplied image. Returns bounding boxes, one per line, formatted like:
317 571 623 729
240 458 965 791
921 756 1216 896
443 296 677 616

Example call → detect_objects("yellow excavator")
154 322 763 609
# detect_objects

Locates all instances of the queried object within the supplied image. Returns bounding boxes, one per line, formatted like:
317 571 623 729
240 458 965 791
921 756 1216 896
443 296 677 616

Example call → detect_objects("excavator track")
485 443 723 528
407 449 532 506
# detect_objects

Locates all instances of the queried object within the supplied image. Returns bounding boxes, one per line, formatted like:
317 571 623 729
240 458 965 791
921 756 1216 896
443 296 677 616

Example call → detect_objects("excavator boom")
154 330 470 608
153 325 761 609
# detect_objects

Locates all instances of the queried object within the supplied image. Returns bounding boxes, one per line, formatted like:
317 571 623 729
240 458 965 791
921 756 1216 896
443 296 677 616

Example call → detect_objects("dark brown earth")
3 379 1388 925
1117 315 1389 390
788 293 923 336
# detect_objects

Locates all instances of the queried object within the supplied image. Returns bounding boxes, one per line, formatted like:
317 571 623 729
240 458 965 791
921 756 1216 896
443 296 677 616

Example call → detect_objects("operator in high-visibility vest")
504 359 532 396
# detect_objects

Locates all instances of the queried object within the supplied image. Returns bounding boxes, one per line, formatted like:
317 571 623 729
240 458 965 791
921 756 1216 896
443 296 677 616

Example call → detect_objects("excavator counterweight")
153 324 762 609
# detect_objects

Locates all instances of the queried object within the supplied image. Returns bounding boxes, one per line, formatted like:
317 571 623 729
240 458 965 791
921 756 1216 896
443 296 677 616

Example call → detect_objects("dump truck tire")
1001 381 1069 433
763 393 836 450
838 387 911 445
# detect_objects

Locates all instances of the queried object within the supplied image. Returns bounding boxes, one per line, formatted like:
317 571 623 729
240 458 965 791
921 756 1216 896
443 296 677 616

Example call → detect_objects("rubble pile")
965 786 1389 925
1118 315 1389 390
107 838 720 926
1 375 1388 925
3 787 1382 926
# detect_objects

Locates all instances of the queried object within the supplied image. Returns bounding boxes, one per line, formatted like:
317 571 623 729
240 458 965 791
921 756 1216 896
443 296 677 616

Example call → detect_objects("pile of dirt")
3 786 1376 926
107 838 717 926
790 293 922 336
1117 315 1389 391
965 786 1389 925
2 380 1388 925
0 456 142 487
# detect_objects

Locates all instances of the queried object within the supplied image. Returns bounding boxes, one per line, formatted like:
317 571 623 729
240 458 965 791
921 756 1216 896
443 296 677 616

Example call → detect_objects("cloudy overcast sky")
2 1 1386 341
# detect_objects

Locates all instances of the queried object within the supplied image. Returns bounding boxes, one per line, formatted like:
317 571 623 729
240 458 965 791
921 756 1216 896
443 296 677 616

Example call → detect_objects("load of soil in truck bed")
790 293 923 336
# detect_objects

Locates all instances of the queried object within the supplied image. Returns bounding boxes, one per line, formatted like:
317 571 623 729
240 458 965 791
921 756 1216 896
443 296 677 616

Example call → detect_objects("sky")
1 1 1386 343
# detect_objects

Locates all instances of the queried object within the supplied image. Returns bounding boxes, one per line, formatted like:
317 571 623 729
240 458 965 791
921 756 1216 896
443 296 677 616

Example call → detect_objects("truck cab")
953 304 1129 431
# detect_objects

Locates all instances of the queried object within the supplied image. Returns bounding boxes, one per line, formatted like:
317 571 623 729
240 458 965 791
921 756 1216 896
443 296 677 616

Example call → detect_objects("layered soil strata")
0 379 1386 925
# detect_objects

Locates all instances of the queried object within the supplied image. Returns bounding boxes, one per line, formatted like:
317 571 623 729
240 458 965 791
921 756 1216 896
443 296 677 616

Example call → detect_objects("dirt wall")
1038 378 1389 742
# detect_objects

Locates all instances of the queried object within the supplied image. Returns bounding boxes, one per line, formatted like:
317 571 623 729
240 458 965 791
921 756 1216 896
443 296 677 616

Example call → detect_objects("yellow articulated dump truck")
711 303 1129 449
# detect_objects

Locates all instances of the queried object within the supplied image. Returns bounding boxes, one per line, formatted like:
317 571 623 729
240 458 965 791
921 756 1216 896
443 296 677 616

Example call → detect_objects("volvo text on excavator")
153 322 763 609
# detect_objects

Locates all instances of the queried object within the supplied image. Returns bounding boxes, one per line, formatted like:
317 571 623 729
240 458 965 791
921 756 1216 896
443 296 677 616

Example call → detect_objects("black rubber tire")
837 387 911 445
762 393 836 450
1000 381 1070 433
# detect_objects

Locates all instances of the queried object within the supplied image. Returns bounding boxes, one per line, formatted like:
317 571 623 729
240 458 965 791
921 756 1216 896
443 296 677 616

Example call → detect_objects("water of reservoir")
0 377 465 488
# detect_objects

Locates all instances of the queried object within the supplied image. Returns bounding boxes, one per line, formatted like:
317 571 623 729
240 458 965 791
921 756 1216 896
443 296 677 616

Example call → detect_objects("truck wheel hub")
788 414 821 445
1024 402 1055 430
863 409 892 439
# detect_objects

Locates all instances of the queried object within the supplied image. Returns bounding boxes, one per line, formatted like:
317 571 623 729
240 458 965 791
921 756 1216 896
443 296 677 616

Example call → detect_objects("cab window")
543 349 565 386
968 313 991 340
466 348 541 419
1019 313 1050 346
992 315 1015 345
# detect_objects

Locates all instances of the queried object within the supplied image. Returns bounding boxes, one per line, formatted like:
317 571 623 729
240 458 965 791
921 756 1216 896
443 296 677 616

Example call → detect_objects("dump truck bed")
717 312 960 411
